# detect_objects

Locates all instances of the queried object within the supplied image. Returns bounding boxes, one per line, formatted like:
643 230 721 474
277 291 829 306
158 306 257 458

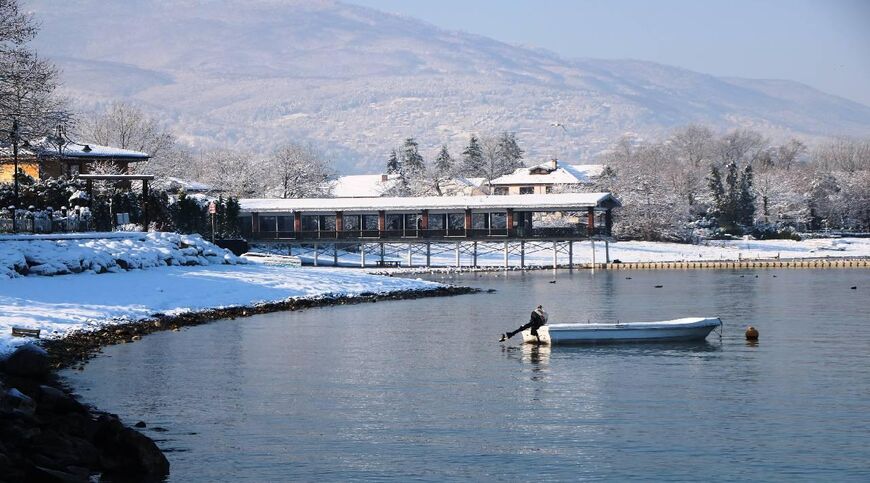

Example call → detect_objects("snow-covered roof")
20 137 150 160
490 162 605 185
241 192 620 213
330 174 400 197
159 177 214 193
0 142 37 158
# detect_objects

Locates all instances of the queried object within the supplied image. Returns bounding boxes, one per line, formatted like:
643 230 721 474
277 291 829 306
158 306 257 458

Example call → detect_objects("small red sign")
208 202 217 214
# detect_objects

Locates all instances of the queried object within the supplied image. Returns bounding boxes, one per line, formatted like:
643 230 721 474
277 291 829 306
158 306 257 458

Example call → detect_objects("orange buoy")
745 326 759 341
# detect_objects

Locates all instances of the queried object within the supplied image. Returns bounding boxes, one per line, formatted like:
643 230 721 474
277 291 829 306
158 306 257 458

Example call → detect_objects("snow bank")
0 264 441 356
0 232 242 279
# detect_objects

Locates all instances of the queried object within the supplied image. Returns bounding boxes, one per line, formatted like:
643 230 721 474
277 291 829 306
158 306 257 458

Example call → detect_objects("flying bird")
550 121 568 132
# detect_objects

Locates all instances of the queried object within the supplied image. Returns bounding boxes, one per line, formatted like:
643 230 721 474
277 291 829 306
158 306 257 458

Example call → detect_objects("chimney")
550 158 558 170
381 174 388 182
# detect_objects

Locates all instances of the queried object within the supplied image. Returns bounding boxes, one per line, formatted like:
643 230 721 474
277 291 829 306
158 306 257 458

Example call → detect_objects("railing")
252 226 609 241
0 211 94 235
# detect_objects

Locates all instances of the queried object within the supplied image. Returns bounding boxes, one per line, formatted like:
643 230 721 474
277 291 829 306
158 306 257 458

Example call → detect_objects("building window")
259 216 277 233
472 213 489 230
429 214 445 230
343 215 360 231
301 215 319 231
447 213 465 232
519 186 534 195
404 214 421 233
320 215 336 232
363 214 379 231
493 187 509 196
490 212 507 229
545 186 554 194
385 214 402 231
276 216 294 233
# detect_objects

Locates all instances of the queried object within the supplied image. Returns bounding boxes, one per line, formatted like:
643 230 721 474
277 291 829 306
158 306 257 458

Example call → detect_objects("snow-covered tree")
386 149 400 174
195 149 264 198
434 144 453 176
79 102 179 176
264 143 334 198
0 0 70 142
459 134 483 176
399 138 425 176
738 164 755 225
496 131 524 171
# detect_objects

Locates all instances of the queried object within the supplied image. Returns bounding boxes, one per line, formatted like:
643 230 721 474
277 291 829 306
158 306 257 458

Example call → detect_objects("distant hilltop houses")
0 135 149 183
331 160 606 198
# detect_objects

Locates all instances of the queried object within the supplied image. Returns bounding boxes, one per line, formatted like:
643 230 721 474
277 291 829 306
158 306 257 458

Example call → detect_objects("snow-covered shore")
0 232 241 278
0 263 441 355
0 234 443 356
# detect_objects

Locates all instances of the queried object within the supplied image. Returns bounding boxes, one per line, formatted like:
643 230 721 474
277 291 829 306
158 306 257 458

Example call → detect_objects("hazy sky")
349 0 870 107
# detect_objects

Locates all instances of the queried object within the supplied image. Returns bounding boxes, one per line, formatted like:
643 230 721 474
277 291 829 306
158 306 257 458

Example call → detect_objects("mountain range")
27 0 870 172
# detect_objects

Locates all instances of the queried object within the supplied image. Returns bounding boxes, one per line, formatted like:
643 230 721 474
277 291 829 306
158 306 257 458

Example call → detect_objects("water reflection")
521 343 551 366
63 269 870 482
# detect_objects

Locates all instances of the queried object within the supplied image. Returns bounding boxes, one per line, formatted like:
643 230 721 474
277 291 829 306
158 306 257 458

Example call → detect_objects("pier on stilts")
239 193 620 268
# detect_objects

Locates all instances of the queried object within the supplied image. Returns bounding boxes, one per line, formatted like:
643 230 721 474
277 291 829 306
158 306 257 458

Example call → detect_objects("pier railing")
249 226 608 241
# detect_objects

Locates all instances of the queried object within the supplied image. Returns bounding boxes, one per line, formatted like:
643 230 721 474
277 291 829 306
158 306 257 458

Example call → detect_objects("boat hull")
522 317 721 345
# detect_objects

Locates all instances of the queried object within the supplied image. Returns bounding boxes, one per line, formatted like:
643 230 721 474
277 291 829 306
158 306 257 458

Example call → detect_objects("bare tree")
670 124 714 168
715 129 766 166
80 102 178 174
771 138 806 170
811 137 870 173
0 0 36 47
265 143 334 198
1 0 70 142
0 48 70 142
194 149 265 198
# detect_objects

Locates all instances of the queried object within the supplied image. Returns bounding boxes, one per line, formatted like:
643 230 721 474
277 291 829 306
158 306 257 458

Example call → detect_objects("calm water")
64 269 870 481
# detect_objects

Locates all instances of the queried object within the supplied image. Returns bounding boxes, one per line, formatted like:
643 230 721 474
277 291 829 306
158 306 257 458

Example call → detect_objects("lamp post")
11 119 20 206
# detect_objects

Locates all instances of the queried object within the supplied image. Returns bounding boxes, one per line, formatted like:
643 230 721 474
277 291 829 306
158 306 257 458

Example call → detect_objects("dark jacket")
529 310 546 328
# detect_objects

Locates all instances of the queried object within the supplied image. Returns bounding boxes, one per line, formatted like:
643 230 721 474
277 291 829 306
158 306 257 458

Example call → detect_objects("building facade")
489 160 605 195
0 137 149 183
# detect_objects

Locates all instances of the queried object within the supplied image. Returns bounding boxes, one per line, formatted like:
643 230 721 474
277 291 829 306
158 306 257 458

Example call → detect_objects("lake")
63 268 870 481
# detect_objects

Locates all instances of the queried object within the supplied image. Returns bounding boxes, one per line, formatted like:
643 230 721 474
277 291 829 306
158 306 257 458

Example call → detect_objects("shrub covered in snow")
0 232 244 278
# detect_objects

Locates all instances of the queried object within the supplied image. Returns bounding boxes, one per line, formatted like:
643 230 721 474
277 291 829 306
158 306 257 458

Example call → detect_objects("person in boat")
500 305 548 343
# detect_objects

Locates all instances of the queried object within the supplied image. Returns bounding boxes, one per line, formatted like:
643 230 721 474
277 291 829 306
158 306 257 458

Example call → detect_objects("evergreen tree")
172 192 207 235
435 145 453 176
496 132 524 171
460 135 483 176
144 190 174 231
706 165 727 228
739 164 755 225
723 161 741 230
386 149 400 174
213 195 226 239
223 197 241 237
400 138 425 175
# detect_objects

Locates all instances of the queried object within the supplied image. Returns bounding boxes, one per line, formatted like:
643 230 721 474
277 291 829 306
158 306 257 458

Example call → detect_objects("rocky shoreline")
0 284 478 481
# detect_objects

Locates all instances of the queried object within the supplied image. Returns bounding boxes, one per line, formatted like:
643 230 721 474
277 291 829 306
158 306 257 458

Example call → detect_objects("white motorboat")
521 317 722 345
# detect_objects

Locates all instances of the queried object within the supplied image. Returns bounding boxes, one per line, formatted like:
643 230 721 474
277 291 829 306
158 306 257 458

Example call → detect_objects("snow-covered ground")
255 237 870 268
0 234 441 356
0 263 439 356
1 232 241 278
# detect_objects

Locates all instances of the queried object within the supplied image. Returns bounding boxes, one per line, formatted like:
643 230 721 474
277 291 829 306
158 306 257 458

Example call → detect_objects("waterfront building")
239 192 619 241
0 136 149 183
488 160 605 195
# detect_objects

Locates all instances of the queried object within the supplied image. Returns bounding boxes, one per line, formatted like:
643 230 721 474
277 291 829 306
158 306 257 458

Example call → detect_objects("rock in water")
0 387 36 417
2 344 50 378
94 415 170 477
38 385 86 414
